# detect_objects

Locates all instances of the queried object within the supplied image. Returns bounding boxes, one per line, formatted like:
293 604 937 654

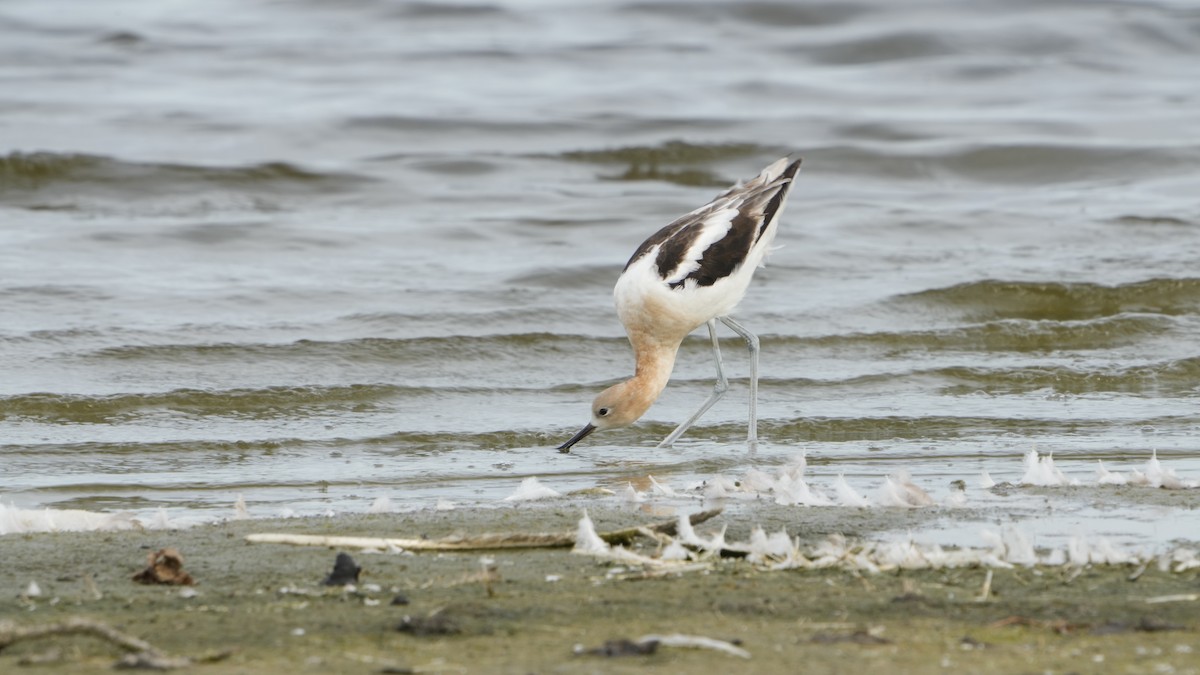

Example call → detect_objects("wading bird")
559 157 802 452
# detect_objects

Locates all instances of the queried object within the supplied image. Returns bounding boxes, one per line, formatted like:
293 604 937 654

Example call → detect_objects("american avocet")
559 157 802 452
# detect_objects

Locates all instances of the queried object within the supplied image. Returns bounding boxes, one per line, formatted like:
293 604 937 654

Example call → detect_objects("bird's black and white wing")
624 158 801 290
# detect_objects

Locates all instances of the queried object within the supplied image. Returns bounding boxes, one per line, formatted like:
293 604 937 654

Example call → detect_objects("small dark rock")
323 552 362 586
959 636 989 650
390 593 410 606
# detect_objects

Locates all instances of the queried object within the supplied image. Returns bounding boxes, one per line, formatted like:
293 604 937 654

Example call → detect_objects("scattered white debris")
643 452 1024 512
675 512 727 553
233 494 250 520
1012 449 1196 489
660 540 692 561
4 450 1193 544
784 452 808 476
142 508 173 529
777 472 835 507
1165 549 1200 573
23 581 42 598
368 497 394 514
621 450 1193 519
570 513 1198 574
1144 449 1197 489
942 487 968 509
876 471 935 508
502 476 562 502
701 475 739 501
570 510 661 565
621 483 645 504
1020 449 1078 486
0 503 141 535
833 474 872 508
571 511 609 555
1069 535 1139 565
1095 460 1127 485
648 475 677 497
739 468 776 494
743 526 795 564
980 527 1036 567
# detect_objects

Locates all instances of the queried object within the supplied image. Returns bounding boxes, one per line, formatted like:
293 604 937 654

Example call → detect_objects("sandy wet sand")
2 505 1198 674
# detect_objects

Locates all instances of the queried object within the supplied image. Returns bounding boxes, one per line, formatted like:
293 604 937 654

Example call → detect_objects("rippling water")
3 0 1198 545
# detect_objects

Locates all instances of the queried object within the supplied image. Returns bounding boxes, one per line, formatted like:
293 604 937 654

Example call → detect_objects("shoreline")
3 506 1198 673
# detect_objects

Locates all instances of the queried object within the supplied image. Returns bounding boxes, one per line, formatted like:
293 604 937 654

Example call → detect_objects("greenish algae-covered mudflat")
2 508 1197 674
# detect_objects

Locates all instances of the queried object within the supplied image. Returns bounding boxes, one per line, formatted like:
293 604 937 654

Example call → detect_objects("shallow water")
2 0 1199 547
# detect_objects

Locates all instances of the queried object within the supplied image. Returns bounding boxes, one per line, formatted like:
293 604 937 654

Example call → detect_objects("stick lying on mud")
0 617 231 670
574 633 751 659
245 508 723 551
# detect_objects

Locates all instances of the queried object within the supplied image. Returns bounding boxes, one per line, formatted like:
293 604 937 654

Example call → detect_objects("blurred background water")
2 0 1198 546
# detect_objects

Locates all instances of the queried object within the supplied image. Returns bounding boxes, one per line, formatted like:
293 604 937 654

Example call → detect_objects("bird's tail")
757 156 803 186
749 157 802 243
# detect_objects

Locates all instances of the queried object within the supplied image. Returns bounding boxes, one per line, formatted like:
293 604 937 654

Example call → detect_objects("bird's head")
557 380 655 452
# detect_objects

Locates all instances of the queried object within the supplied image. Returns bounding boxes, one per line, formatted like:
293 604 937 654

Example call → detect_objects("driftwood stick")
0 618 231 670
602 508 723 545
245 508 723 551
0 617 155 653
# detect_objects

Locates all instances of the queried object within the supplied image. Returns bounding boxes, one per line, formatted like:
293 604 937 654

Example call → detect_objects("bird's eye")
597 407 610 417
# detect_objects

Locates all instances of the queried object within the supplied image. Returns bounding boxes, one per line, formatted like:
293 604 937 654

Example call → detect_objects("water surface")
2 0 1199 548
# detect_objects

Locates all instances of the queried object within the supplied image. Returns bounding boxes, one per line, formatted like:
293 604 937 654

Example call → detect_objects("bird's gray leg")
718 316 759 451
657 319 727 448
